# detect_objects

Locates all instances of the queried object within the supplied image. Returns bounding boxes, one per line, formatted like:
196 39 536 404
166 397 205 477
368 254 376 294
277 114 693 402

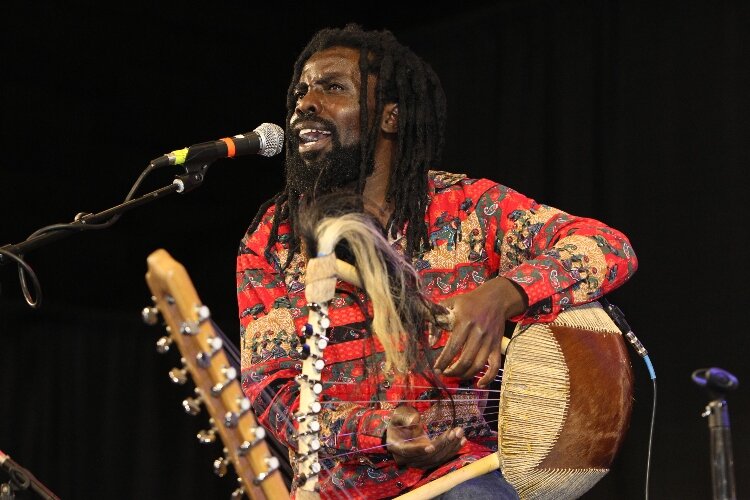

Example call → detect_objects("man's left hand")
433 277 527 388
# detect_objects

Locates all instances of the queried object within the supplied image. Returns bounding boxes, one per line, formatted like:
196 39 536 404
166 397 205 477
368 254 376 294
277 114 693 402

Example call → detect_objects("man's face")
285 46 375 196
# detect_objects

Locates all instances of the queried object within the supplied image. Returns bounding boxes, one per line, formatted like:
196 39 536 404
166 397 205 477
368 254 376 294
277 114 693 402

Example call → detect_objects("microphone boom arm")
0 168 206 308
0 173 200 263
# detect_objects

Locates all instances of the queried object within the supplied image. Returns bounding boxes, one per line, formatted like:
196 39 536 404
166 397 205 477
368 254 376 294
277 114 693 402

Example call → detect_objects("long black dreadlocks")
248 23 447 268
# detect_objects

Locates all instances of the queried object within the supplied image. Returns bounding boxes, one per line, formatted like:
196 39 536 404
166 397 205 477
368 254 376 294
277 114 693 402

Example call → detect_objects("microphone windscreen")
253 123 285 157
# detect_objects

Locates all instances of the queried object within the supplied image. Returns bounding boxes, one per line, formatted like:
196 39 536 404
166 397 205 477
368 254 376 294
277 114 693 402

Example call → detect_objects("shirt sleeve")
475 183 638 322
237 237 393 458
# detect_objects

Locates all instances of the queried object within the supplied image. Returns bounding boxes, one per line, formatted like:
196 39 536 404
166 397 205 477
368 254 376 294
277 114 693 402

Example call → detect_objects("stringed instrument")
144 240 632 499
297 213 634 500
143 249 289 500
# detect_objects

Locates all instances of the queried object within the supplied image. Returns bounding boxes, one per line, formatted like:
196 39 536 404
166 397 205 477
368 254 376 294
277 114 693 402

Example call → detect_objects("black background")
1 1 748 498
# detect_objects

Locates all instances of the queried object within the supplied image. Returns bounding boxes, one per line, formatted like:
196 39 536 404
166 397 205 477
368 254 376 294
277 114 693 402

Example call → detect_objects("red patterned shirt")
237 171 637 499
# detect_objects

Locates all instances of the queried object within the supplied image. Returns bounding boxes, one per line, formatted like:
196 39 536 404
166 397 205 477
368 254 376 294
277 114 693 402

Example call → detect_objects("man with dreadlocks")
237 24 637 499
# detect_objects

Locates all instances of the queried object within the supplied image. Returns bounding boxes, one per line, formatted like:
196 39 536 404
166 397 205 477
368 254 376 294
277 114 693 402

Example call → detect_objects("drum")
398 301 634 499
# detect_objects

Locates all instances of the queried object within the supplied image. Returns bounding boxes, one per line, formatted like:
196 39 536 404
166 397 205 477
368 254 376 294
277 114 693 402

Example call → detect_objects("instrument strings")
259 372 505 449
246 335 506 499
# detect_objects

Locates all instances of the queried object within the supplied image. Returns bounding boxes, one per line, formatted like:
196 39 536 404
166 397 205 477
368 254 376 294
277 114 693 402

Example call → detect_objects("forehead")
299 46 361 83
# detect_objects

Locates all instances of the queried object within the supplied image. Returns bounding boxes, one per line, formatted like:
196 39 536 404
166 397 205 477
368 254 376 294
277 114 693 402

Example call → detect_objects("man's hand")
386 405 465 469
433 277 528 388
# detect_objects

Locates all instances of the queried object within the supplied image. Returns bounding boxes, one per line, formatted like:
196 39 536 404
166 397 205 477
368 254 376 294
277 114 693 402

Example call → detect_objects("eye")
326 82 344 92
293 85 307 100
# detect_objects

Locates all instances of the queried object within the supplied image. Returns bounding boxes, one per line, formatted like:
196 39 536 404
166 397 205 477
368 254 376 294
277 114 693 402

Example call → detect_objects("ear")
381 102 399 134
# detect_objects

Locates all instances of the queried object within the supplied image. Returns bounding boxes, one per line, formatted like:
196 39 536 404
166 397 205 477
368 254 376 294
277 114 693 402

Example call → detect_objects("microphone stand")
692 367 739 500
0 166 209 306
0 170 205 265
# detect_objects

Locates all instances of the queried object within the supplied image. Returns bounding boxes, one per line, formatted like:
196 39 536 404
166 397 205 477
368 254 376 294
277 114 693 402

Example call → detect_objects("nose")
295 88 321 116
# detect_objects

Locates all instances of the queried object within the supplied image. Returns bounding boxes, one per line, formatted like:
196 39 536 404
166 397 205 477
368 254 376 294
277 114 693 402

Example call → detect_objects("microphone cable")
601 298 656 500
7 149 212 308
1 160 160 308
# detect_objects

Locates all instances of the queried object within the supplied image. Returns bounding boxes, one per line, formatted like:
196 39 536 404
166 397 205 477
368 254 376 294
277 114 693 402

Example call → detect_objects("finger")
414 428 465 466
403 428 461 467
431 300 455 346
477 343 503 388
463 341 494 380
435 426 465 450
442 324 485 377
389 441 427 458
433 324 470 373
434 297 466 374
428 322 440 347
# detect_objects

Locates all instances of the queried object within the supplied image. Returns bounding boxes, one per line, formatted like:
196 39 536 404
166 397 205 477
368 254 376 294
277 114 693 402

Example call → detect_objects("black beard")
284 133 364 198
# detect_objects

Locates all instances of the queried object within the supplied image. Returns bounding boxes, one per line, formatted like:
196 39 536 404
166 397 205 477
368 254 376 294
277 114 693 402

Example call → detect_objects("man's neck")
363 130 397 226
362 165 393 227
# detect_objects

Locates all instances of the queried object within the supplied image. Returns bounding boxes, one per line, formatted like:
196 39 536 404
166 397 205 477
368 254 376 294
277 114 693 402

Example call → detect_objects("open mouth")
298 128 332 151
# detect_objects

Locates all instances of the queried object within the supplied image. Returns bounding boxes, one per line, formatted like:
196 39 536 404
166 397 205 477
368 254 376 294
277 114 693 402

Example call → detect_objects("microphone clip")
173 165 209 194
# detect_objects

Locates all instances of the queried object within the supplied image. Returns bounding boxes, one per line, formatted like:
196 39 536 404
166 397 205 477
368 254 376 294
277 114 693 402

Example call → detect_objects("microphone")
150 122 285 168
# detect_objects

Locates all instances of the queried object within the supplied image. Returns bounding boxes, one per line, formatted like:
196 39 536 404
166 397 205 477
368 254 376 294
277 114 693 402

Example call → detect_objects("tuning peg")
254 456 281 485
141 306 160 325
224 411 238 428
196 304 211 322
225 397 253 431
238 426 267 456
213 455 229 477
230 486 245 499
168 366 188 385
211 366 238 396
156 336 172 354
310 460 321 474
183 392 203 416
197 426 217 444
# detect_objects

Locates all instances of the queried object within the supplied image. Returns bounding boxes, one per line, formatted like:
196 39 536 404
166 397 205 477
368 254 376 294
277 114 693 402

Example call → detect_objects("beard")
284 125 367 198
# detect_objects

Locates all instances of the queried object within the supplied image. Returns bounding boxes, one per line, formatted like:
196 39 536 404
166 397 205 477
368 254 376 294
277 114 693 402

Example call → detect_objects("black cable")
0 249 42 308
646 378 656 500
26 162 157 239
600 298 656 500
3 162 159 307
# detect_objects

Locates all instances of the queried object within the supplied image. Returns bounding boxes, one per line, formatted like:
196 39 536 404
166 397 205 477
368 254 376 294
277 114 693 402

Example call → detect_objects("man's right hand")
386 405 466 469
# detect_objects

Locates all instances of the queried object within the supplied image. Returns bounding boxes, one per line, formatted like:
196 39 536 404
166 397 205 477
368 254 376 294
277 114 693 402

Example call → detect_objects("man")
238 24 637 499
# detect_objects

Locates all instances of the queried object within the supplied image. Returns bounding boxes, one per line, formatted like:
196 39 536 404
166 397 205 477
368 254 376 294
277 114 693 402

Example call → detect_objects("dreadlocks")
248 23 447 268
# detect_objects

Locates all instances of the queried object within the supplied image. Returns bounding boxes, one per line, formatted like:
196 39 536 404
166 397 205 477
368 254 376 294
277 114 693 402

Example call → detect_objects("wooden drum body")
498 301 633 499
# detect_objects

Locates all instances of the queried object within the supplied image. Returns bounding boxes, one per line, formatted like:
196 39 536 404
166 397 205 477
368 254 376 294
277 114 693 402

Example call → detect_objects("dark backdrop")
1 1 748 498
